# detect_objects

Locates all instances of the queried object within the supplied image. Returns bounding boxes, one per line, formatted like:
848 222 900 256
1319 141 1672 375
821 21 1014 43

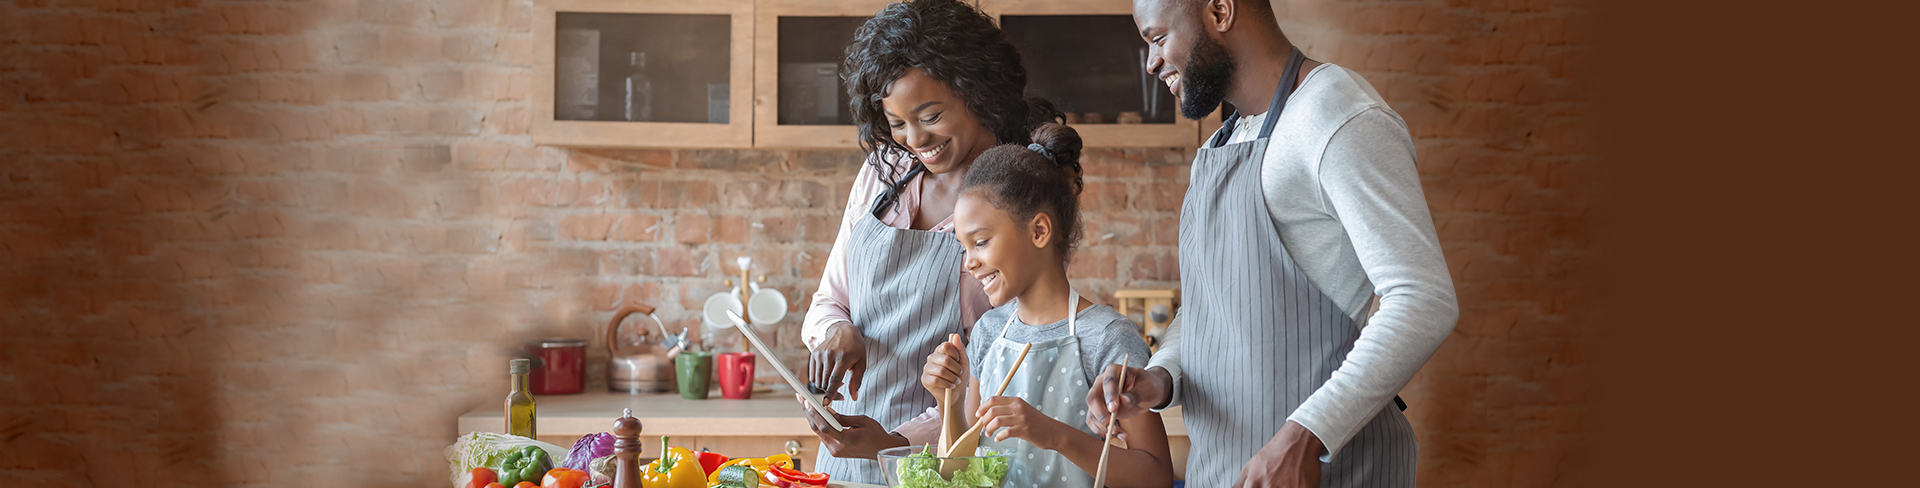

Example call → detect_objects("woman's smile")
916 139 952 164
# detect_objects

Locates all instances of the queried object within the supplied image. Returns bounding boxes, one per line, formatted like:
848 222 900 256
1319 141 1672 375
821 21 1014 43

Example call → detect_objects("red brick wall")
0 0 1594 486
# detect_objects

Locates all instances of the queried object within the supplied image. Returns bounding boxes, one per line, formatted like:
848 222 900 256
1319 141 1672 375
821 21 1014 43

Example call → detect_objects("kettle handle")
606 303 659 355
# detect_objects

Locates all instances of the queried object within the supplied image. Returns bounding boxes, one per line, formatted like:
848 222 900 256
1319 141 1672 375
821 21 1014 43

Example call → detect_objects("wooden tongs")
938 342 1032 477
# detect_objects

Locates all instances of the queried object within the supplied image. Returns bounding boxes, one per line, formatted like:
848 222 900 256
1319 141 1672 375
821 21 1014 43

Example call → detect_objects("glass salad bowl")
879 445 1011 488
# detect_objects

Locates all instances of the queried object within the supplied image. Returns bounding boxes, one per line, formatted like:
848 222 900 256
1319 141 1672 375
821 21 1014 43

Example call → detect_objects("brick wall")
0 0 1594 486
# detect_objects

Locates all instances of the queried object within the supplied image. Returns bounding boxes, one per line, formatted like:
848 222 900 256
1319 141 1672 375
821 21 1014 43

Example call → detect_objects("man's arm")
1143 312 1184 410
1285 108 1459 459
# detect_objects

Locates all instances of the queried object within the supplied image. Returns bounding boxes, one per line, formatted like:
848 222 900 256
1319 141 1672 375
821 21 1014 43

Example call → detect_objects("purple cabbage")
562 432 615 471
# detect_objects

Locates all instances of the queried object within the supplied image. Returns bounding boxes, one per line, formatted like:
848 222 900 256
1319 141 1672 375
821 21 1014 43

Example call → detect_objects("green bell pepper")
500 444 553 486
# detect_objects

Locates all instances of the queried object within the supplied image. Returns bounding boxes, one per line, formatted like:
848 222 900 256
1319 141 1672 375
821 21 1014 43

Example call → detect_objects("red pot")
525 338 588 395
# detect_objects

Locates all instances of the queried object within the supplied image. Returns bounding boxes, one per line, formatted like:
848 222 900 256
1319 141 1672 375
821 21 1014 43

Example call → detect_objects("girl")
799 0 1064 483
920 123 1176 488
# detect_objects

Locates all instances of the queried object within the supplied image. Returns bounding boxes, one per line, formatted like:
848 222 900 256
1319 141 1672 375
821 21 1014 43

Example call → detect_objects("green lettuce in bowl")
880 445 1010 488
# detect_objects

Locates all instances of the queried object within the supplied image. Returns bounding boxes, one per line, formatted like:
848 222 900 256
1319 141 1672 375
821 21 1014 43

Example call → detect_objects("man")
1086 1 1459 487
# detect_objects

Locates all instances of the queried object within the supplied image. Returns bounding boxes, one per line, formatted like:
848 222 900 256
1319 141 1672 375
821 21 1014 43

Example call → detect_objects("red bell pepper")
693 451 731 475
767 465 829 485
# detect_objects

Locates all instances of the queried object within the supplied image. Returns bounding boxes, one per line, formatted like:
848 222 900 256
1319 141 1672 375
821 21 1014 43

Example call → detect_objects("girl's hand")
920 333 969 393
975 396 1071 450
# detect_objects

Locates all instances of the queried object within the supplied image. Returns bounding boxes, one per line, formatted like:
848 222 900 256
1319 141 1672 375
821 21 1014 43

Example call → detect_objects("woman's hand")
809 322 868 401
798 394 909 460
920 333 968 393
974 396 1073 450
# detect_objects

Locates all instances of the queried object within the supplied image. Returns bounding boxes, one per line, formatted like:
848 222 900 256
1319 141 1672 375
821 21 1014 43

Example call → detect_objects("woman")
798 0 1061 483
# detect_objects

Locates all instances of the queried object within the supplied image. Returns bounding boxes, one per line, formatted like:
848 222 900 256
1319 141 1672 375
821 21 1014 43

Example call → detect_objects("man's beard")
1178 34 1236 120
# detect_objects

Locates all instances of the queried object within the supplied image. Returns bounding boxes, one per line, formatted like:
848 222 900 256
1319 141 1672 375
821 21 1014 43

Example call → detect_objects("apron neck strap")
868 162 928 219
999 288 1080 338
1206 46 1308 147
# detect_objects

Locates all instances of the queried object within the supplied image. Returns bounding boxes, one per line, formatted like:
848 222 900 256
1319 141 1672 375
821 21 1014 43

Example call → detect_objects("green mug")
674 351 715 399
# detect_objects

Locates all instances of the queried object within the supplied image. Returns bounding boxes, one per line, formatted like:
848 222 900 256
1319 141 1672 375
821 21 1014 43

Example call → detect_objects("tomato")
485 484 506 488
466 467 499 488
541 468 590 488
514 482 538 488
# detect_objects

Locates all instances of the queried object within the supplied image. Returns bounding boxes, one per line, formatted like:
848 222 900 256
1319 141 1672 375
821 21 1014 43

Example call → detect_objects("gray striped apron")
978 290 1102 488
1176 47 1418 488
814 189 969 485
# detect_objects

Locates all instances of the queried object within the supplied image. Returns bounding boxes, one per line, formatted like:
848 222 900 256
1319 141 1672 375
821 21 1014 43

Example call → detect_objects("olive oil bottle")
507 358 536 437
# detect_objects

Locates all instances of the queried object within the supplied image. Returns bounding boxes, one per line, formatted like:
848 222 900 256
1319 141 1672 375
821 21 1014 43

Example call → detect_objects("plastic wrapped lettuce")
891 446 1009 488
444 432 568 488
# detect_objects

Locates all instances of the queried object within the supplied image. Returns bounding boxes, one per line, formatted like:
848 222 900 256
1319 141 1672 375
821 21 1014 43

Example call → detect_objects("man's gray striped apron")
1176 47 1418 488
814 190 968 485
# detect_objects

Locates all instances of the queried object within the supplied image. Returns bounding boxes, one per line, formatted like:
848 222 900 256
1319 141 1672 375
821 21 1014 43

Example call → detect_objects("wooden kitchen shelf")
532 0 756 148
530 0 1200 148
985 0 1203 147
751 0 893 149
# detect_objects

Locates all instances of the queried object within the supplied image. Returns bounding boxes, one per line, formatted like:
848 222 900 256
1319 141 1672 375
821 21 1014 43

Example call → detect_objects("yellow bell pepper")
705 453 793 485
640 436 705 488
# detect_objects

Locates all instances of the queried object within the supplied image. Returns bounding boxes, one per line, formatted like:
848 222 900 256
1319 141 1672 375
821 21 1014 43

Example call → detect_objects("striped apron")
813 191 969 485
978 290 1104 488
1176 47 1418 488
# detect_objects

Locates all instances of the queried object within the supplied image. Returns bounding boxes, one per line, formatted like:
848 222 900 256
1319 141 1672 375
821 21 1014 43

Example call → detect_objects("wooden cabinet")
532 0 755 148
983 0 1203 147
532 0 1202 148
750 0 894 149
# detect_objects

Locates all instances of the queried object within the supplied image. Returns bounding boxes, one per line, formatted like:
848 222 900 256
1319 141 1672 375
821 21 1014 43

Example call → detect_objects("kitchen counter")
459 389 1190 476
458 389 1188 437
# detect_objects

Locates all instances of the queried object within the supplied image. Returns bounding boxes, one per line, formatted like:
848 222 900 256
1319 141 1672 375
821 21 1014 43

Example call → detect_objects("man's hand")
809 322 868 401
1232 421 1324 488
799 394 908 460
1085 364 1172 442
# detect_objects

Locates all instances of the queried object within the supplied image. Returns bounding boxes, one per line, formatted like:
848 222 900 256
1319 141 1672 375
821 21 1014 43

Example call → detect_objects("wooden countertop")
459 389 1187 437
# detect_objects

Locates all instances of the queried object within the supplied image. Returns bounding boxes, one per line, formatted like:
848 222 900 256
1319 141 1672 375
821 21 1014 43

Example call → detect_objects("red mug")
716 351 756 400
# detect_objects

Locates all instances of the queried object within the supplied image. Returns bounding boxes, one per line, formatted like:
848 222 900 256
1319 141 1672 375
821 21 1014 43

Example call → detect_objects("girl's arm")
1049 411 1175 488
962 371 982 432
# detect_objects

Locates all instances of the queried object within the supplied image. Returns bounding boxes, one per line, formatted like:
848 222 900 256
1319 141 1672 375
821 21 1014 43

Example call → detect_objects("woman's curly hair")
842 0 1063 188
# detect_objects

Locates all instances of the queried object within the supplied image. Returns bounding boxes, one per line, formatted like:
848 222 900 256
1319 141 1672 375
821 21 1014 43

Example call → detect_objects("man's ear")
1028 212 1054 250
1205 0 1238 34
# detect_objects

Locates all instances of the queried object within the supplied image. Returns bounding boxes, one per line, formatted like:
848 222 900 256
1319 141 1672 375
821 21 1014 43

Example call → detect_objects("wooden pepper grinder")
611 408 644 488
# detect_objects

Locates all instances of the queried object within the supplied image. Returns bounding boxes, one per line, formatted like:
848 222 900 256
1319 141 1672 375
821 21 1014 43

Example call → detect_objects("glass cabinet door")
534 0 754 148
753 0 893 149
986 0 1202 147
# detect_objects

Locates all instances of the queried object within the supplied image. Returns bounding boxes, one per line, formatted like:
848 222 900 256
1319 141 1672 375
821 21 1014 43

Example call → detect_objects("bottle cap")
510 358 530 374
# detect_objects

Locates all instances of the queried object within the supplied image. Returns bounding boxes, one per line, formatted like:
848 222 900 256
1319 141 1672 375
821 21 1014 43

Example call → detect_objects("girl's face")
881 67 997 175
954 191 1056 307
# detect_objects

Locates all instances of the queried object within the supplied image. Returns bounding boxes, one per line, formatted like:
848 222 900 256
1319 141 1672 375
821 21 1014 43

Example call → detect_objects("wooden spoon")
937 386 956 457
1091 354 1130 488
939 342 1032 476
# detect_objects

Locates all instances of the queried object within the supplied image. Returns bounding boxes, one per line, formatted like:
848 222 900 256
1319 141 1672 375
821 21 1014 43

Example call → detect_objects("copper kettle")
606 303 681 393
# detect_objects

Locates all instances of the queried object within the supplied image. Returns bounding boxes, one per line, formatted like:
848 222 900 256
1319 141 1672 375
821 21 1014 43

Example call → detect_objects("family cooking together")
791 1 1458 487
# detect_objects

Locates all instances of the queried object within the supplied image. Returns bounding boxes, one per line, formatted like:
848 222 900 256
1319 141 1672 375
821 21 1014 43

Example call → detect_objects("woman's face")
881 67 997 175
954 191 1053 307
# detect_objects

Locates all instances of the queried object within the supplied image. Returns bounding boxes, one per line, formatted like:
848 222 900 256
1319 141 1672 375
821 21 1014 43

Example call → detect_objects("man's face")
1135 0 1236 120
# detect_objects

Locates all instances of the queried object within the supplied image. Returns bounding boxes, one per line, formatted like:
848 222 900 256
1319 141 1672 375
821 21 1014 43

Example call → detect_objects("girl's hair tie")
1027 143 1054 163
